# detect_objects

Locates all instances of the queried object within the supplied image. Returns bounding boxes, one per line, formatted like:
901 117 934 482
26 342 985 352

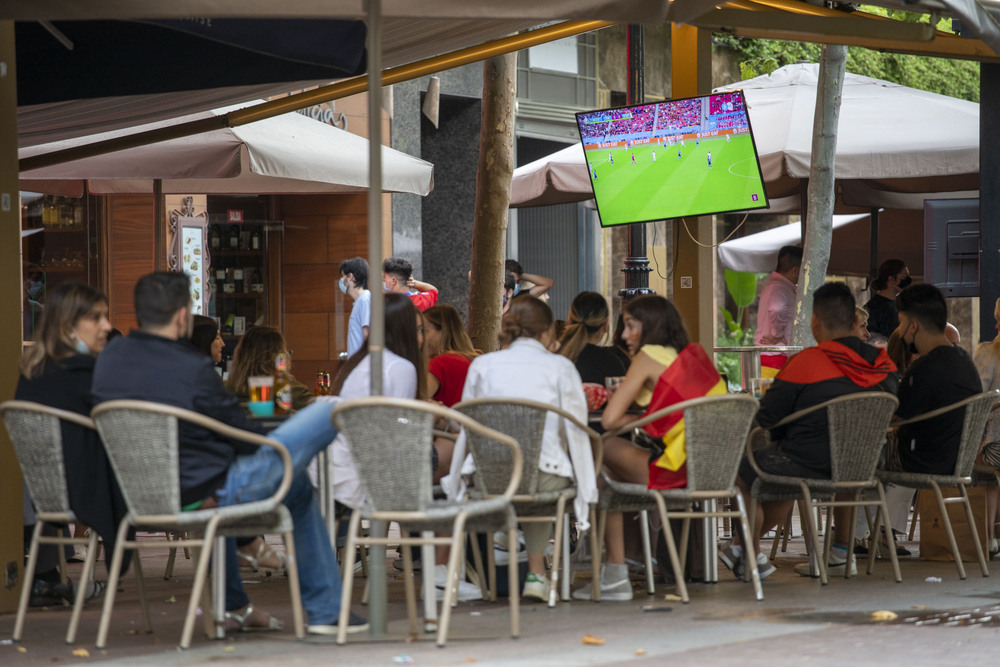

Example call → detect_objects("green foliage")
714 19 980 103
716 270 761 390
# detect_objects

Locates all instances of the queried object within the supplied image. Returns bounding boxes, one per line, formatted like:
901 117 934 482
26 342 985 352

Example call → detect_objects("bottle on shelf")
223 267 236 294
228 225 240 250
315 371 326 397
322 371 332 396
274 352 293 414
210 224 221 250
250 267 264 293
222 313 235 335
251 226 262 251
233 267 245 294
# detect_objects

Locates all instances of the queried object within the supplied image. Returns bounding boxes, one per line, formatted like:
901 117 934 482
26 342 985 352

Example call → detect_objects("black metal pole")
619 24 654 302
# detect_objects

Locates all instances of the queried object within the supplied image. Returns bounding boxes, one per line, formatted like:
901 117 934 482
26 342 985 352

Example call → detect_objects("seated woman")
573 295 724 600
558 291 628 412
423 304 479 481
16 282 119 605
975 297 1000 556
227 326 313 411
190 318 288 575
451 295 596 603
326 293 424 508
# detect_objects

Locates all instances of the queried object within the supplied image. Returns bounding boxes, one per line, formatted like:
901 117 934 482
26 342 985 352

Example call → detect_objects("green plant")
716 269 761 390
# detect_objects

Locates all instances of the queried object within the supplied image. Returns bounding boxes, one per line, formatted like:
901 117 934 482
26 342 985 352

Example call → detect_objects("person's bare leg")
600 437 652 564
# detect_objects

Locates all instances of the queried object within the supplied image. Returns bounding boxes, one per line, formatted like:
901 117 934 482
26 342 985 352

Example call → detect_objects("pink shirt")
754 271 796 347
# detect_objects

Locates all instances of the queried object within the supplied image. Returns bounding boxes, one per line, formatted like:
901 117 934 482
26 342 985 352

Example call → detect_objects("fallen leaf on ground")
663 594 683 601
223 646 236 652
72 648 90 657
911 605 930 610
582 634 606 646
16 646 26 653
635 649 647 655
465 659 477 663
871 610 898 621
165 596 177 604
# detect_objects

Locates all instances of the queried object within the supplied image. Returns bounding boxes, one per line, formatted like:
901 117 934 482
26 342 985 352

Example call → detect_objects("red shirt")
409 289 438 312
428 352 473 407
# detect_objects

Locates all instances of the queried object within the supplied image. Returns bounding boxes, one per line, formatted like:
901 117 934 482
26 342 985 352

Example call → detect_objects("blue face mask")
383 282 390 293
339 276 349 294
74 336 91 355
512 284 521 297
27 281 44 300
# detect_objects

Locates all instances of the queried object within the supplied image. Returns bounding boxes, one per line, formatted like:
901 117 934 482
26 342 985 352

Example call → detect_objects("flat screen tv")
575 90 769 227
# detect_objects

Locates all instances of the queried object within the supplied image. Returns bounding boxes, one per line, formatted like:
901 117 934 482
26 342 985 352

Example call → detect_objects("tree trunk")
467 53 516 353
791 44 847 348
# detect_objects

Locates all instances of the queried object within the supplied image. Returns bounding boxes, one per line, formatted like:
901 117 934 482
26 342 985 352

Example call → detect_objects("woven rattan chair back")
827 393 899 483
92 404 181 517
1 401 86 517
683 394 760 492
454 399 548 497
952 392 1000 477
331 399 437 513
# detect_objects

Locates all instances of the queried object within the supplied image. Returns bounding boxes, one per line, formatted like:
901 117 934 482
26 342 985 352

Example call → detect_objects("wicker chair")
876 390 999 580
453 397 602 606
90 399 305 649
330 397 522 647
1 401 103 645
747 392 901 585
600 393 761 603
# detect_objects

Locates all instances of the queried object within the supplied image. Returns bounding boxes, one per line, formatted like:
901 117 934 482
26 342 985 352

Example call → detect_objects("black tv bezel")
575 89 770 228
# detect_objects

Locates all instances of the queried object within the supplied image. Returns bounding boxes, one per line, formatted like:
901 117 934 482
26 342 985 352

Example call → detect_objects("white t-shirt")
322 348 417 508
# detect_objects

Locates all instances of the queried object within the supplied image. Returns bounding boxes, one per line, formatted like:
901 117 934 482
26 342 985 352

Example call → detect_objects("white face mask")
339 276 349 294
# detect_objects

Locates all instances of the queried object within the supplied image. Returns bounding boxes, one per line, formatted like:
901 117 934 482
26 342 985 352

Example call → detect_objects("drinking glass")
247 375 275 417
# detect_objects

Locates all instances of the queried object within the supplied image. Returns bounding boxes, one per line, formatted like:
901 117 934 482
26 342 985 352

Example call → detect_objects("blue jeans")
218 400 341 625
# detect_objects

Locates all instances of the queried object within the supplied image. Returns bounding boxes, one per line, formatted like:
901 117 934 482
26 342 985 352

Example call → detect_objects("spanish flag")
643 343 727 490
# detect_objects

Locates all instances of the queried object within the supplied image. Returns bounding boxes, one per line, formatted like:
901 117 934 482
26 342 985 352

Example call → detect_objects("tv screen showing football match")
575 90 769 227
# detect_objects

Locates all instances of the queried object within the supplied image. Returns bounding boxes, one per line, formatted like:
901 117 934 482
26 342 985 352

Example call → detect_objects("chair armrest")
895 391 1000 428
1 400 96 431
92 399 295 510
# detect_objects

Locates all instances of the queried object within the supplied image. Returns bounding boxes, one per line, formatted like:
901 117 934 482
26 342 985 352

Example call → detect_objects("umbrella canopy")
18 102 434 196
509 63 979 211
717 209 926 277
713 63 980 208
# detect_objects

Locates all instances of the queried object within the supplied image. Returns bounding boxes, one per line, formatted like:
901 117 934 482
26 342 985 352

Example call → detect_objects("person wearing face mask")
893 284 980 475
865 259 912 338
16 282 122 605
338 257 371 357
383 256 438 311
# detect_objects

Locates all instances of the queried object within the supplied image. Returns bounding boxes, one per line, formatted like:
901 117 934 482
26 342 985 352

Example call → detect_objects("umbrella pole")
154 179 165 271
365 0 388 639
869 207 880 286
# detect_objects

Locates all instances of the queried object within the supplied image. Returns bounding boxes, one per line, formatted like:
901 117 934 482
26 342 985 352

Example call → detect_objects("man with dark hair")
865 259 911 338
383 256 438 312
722 282 898 579
894 283 980 474
754 245 804 376
503 259 554 310
93 272 367 635
339 257 370 356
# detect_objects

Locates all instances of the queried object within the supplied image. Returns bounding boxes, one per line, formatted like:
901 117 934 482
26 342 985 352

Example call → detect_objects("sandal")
225 603 283 632
237 539 289 575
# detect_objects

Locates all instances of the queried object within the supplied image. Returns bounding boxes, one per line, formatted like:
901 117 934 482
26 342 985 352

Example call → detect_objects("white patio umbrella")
18 102 434 196
510 63 979 211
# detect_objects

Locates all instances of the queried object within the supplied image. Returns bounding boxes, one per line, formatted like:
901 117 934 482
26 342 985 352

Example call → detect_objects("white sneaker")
572 565 633 601
430 564 483 602
522 572 550 602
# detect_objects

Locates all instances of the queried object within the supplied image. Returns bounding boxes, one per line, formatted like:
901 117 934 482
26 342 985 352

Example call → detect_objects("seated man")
721 282 898 578
894 283 981 474
92 272 366 635
383 256 438 312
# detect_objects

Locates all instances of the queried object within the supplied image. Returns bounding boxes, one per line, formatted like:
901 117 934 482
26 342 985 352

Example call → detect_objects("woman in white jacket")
449 295 596 602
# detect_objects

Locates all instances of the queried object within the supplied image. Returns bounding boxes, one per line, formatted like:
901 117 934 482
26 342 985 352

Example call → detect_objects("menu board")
180 219 206 315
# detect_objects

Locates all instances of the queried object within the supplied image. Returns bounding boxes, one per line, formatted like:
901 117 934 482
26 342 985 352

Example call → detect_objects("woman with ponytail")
558 291 627 384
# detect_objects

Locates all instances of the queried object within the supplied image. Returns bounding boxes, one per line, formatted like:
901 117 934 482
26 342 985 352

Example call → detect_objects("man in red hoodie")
721 282 898 579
